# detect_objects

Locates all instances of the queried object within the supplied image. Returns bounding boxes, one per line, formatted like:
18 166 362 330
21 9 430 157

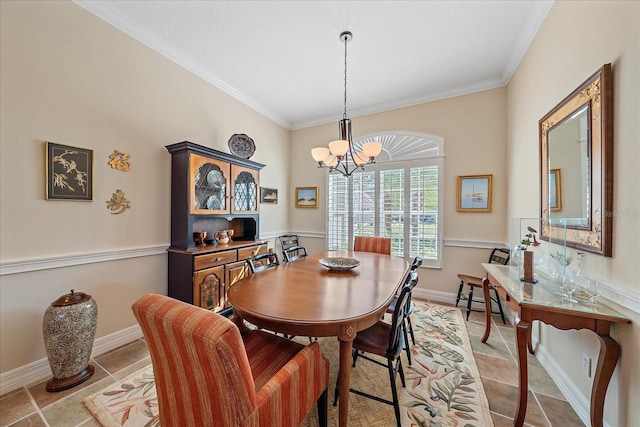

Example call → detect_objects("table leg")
481 278 492 343
590 333 621 427
514 317 530 427
338 337 354 427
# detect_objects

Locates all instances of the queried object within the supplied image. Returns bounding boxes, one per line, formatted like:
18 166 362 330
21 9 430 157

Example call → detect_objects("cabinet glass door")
231 165 259 214
190 154 230 214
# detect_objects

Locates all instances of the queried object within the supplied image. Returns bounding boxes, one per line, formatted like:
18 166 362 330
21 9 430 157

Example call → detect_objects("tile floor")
0 303 585 426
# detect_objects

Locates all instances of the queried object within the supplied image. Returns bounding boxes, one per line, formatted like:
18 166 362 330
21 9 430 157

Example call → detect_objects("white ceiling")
75 0 554 130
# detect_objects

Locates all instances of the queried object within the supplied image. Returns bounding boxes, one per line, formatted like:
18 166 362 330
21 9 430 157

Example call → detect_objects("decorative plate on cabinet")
228 134 256 159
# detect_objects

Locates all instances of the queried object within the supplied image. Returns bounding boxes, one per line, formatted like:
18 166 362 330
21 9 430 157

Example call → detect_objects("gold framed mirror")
539 64 613 256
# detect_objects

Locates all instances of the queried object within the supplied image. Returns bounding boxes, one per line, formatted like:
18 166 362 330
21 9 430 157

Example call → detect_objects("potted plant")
520 226 539 283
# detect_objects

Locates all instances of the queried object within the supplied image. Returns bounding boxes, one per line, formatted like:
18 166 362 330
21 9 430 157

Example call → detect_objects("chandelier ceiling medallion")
311 31 382 177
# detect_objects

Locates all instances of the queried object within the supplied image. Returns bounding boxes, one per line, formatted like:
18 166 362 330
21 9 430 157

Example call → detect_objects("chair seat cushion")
457 274 483 287
243 330 305 390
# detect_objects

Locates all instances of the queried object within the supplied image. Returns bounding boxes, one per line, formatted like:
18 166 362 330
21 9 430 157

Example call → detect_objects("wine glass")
562 270 578 303
585 279 601 305
551 263 568 296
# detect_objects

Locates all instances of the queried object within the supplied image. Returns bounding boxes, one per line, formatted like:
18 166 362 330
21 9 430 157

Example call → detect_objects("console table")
481 263 630 427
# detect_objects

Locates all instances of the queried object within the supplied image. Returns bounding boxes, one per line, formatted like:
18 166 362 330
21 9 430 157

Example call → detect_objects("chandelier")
311 31 382 177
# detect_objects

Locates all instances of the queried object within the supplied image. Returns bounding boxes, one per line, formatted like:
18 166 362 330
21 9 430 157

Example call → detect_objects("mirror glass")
547 103 590 227
539 64 612 257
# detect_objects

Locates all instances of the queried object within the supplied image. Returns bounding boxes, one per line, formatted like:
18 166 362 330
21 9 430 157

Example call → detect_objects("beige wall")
1 1 638 421
0 1 289 373
290 88 509 291
507 1 640 424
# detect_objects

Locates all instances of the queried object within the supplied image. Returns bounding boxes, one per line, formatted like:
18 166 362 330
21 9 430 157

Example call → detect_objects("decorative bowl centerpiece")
319 257 360 271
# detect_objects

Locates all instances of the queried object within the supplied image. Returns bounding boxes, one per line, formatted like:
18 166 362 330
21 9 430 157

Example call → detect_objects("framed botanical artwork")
549 169 562 211
456 175 492 212
295 186 318 208
260 187 278 204
45 142 93 201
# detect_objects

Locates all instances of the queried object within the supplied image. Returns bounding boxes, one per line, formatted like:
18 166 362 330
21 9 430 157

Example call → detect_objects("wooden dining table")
228 250 410 427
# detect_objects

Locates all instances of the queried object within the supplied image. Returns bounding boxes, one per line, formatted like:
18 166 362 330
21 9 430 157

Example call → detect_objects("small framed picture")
456 175 492 212
295 186 318 208
549 169 562 211
45 142 93 201
260 187 278 204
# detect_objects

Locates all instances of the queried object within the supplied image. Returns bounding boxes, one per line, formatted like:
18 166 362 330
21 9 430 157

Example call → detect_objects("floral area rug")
83 302 492 427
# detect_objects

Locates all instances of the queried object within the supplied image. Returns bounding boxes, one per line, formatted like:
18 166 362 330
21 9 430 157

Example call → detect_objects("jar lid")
51 289 92 306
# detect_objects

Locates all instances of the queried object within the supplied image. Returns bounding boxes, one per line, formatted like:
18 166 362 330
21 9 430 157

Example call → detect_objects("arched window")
326 132 444 268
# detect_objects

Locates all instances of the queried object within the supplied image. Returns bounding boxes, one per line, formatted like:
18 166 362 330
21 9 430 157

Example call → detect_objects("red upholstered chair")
131 294 329 427
353 236 392 255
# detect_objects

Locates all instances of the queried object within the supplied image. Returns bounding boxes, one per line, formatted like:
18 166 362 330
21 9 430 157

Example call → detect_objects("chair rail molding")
0 245 168 276
443 239 508 249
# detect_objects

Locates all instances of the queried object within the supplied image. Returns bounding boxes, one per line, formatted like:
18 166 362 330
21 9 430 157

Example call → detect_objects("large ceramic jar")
43 289 97 392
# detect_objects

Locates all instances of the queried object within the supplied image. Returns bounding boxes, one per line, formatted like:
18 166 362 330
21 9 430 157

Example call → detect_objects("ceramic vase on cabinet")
43 289 97 392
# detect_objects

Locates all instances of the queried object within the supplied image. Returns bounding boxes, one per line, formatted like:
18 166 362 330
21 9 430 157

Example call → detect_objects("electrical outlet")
582 353 592 377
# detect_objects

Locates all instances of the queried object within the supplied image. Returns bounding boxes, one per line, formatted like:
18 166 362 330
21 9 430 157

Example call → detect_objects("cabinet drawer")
238 244 267 260
194 250 237 270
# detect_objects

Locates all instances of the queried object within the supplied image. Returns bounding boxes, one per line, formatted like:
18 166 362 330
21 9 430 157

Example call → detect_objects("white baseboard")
0 324 142 396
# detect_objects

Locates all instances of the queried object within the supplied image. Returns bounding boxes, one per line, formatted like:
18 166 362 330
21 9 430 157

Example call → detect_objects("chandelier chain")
343 35 348 120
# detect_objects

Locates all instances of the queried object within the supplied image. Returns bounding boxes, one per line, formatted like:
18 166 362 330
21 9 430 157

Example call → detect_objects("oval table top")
228 250 410 337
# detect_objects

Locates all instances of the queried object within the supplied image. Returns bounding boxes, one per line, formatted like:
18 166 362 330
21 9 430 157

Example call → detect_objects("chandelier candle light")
311 31 382 177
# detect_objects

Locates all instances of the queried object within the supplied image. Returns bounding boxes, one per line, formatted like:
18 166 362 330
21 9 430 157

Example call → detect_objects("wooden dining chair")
456 247 510 323
353 236 392 255
283 245 308 262
281 244 315 342
409 256 423 271
386 269 419 365
279 234 300 259
333 283 412 427
247 252 280 274
131 294 329 427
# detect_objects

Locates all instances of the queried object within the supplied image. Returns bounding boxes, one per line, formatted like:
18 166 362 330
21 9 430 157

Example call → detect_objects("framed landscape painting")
456 175 492 212
295 186 318 208
260 187 278 204
45 142 93 201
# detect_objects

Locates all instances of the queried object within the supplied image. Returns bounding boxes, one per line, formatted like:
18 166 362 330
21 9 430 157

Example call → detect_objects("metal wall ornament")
106 189 131 214
108 150 131 171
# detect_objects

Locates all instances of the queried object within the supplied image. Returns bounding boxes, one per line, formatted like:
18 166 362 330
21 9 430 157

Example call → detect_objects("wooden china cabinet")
165 141 266 316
